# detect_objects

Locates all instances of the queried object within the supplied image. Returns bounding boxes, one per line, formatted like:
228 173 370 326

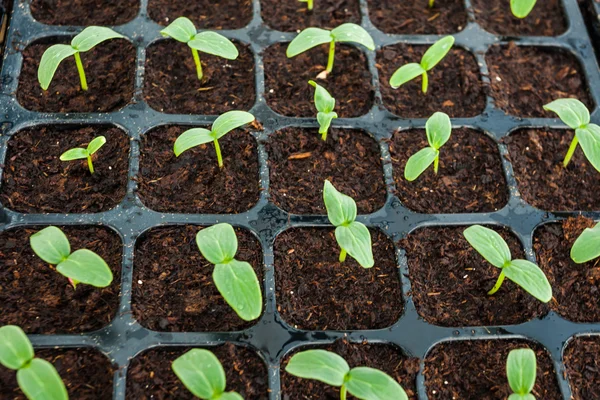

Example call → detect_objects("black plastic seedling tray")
1 0 600 398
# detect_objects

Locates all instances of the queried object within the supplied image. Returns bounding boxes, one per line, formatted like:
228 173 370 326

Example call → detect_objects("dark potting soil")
401 226 547 327
0 226 122 334
266 127 386 215
280 340 420 400
147 0 252 29
0 125 129 213
132 225 264 332
274 228 403 331
486 43 593 118
263 43 373 117
30 0 139 26
564 336 600 400
143 40 256 115
367 0 467 34
377 45 485 118
261 0 360 32
505 129 600 211
126 344 268 399
424 340 562 399
136 126 260 214
0 348 114 400
390 128 508 214
17 39 135 113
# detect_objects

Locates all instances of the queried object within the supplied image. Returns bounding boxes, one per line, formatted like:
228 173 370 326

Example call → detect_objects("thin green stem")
339 249 347 263
214 139 223 168
191 48 203 81
421 71 428 94
308 0 313 10
321 128 327 141
87 154 95 174
563 135 579 168
326 41 335 74
73 52 88 91
340 385 347 400
428 0 434 7
433 154 439 174
487 269 506 296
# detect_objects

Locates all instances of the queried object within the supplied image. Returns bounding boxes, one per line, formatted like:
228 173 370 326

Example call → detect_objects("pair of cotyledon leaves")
309 80 337 139
507 348 537 400
404 112 451 181
286 23 375 58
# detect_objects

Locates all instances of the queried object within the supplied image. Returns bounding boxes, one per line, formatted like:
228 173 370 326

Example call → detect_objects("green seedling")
309 80 338 141
38 26 124 91
299 0 314 11
196 223 262 321
543 98 600 173
30 226 113 289
463 225 552 302
160 17 238 81
323 180 374 268
59 135 106 174
511 0 537 19
0 325 68 400
389 36 454 94
404 111 451 181
287 23 375 78
570 221 600 264
286 350 408 400
507 348 537 400
174 110 255 168
172 349 242 400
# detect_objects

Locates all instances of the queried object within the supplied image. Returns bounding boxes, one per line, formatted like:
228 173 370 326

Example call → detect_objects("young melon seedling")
511 0 537 19
59 135 106 174
172 349 242 400
30 226 113 289
160 17 239 81
38 26 124 91
309 80 338 141
507 348 537 400
404 111 451 181
570 221 600 264
543 98 600 173
286 350 408 400
174 110 255 168
389 35 454 94
0 325 68 400
323 180 374 268
463 225 552 302
299 0 314 11
196 223 262 322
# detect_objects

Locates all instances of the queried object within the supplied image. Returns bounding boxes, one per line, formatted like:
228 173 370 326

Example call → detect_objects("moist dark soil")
486 43 593 117
0 226 122 334
505 129 600 211
281 340 420 400
264 43 373 117
368 0 467 34
126 344 268 399
0 125 129 213
377 45 485 118
564 336 600 400
401 226 547 326
266 127 386 214
30 0 139 26
147 0 252 29
143 40 255 115
132 225 264 332
136 126 260 214
274 228 403 330
261 0 360 32
424 340 562 399
390 128 508 213
0 348 114 400
17 39 135 113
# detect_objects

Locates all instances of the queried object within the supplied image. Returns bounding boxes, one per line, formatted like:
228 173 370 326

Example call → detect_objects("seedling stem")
429 0 434 8
563 135 579 167
340 385 347 400
191 48 203 80
433 155 439 174
214 138 223 168
308 0 314 10
326 41 335 74
488 269 506 295
87 154 95 174
339 249 347 263
73 52 88 91
422 72 428 93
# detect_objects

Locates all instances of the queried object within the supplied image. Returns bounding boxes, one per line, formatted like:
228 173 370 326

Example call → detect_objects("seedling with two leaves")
507 348 538 400
404 111 451 181
60 136 106 174
570 221 600 265
309 80 337 140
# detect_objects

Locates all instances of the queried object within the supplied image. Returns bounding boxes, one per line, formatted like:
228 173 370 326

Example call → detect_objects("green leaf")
335 222 374 268
211 111 255 139
172 349 226 399
317 112 338 135
330 23 375 50
285 350 350 387
71 26 124 52
37 44 77 90
543 98 590 130
30 226 71 265
571 222 600 264
426 112 452 149
286 27 332 58
404 147 438 182
346 367 408 400
0 326 34 370
57 249 113 288
510 0 537 18
189 31 239 60
309 80 335 113
173 128 214 157
421 36 454 71
160 17 197 43
507 348 536 395
17 358 68 400
219 392 244 400
463 225 512 269
389 63 425 89
323 180 357 226
213 260 263 321
59 148 89 161
576 124 600 173
196 223 239 264
86 136 106 155
504 259 552 303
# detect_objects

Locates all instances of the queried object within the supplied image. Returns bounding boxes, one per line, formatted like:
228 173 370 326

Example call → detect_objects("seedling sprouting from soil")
299 0 314 11
38 26 124 91
30 226 113 289
463 225 552 302
543 98 600 173
286 350 408 400
404 111 451 181
0 325 68 400
389 36 454 94
174 110 255 168
511 0 537 19
196 223 262 321
172 349 242 400
59 136 106 174
160 17 239 81
507 348 537 400
323 180 374 268
570 221 600 264
309 80 338 141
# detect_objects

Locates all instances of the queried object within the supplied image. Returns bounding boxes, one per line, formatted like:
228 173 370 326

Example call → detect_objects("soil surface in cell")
132 225 264 332
0 125 129 213
126 344 268 399
266 127 386 214
144 41 255 114
274 228 403 330
137 126 260 214
401 226 547 326
30 0 139 25
564 336 600 400
148 0 252 29
18 39 135 113
377 45 485 118
424 340 562 399
0 226 122 334
262 0 360 32
505 129 600 211
390 128 508 213
264 43 373 117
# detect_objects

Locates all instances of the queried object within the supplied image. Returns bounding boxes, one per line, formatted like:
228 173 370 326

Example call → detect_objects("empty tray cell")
564 336 600 400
